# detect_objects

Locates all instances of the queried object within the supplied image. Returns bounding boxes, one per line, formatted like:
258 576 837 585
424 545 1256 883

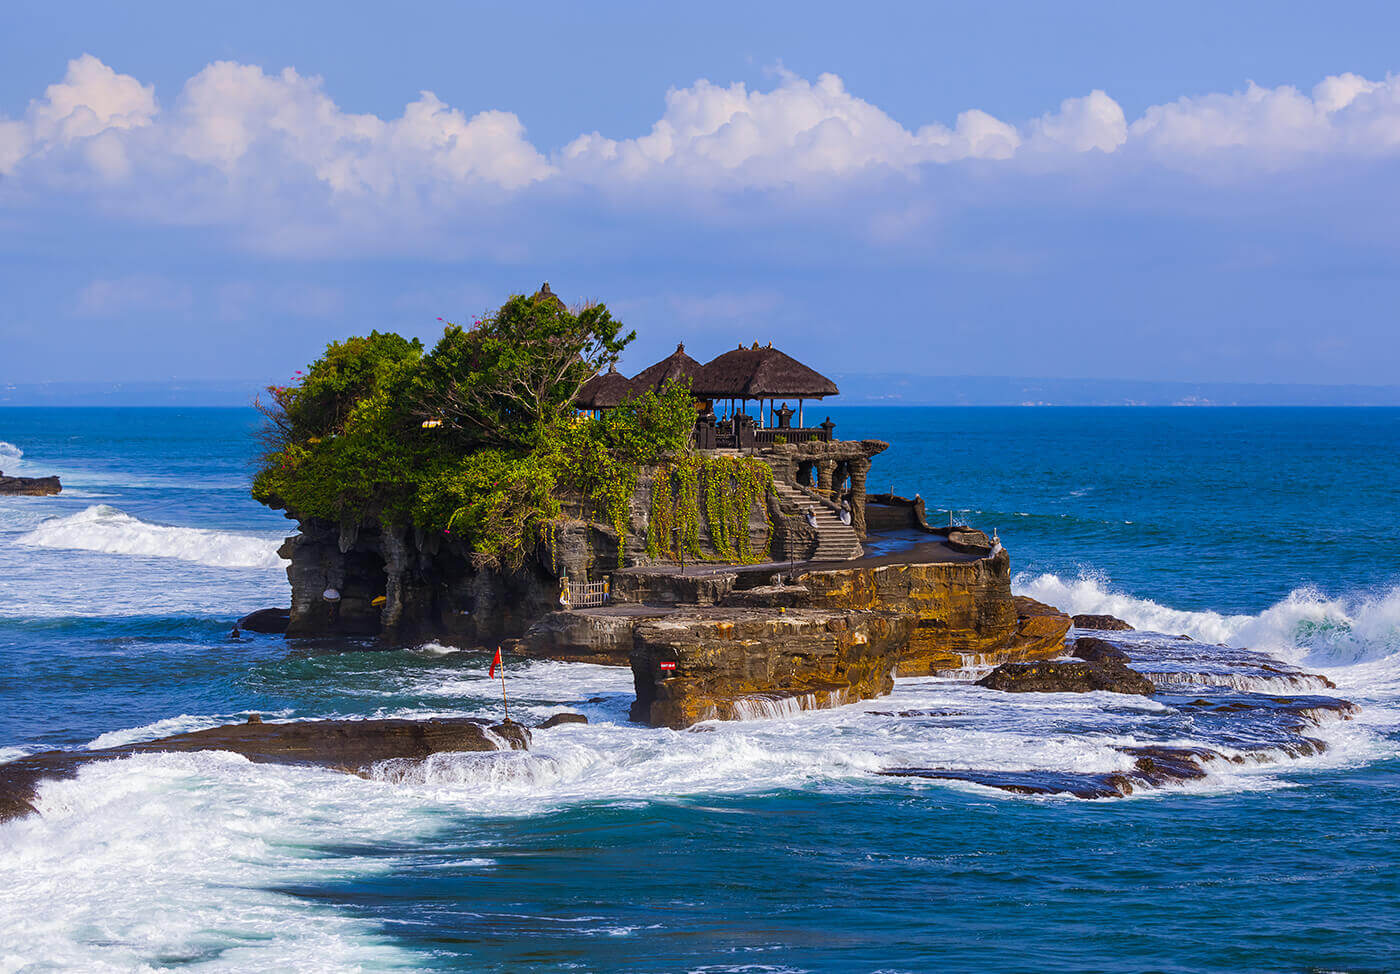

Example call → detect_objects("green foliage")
414 292 634 450
645 455 774 563
253 295 725 568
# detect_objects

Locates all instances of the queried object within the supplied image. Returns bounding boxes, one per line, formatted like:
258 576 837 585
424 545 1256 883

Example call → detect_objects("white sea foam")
84 711 293 750
0 440 23 471
0 752 429 971
1015 571 1400 670
15 504 286 569
2 651 1384 966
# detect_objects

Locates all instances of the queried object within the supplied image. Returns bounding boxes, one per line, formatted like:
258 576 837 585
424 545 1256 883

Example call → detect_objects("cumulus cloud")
1029 91 1127 153
6 55 1400 251
561 72 1019 185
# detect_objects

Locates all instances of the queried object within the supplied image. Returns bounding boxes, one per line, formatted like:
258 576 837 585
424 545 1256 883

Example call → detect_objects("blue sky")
3 0 1400 388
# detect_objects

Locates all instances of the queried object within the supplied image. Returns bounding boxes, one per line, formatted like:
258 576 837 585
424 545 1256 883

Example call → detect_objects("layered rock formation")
513 541 1073 729
0 716 528 823
629 608 915 728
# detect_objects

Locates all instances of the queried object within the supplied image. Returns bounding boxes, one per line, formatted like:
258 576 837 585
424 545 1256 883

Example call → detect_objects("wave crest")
0 440 23 471
15 504 286 570
1014 571 1400 667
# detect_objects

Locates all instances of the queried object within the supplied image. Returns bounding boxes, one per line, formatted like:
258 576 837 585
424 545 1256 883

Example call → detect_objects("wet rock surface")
977 658 1156 696
630 607 915 729
0 471 61 495
882 629 1353 799
1072 613 1134 631
237 607 291 633
0 716 528 823
1070 636 1131 664
537 712 589 729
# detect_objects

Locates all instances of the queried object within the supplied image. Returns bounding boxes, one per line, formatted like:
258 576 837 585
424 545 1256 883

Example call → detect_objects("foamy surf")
0 441 24 471
1015 571 1400 670
15 504 286 570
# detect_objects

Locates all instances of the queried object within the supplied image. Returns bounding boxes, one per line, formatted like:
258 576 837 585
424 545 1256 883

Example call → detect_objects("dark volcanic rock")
537 712 589 729
1072 613 1133 631
0 472 61 496
1070 637 1131 665
0 716 528 823
238 607 291 633
977 658 1155 696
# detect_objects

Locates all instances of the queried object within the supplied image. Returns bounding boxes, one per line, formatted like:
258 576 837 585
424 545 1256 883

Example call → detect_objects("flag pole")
498 645 509 722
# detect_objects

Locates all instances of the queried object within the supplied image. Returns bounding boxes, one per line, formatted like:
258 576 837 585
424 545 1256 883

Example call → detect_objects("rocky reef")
513 541 1072 728
0 471 60 496
0 716 529 823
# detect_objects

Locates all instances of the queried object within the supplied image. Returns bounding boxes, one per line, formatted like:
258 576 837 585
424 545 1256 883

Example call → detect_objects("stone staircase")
773 481 864 561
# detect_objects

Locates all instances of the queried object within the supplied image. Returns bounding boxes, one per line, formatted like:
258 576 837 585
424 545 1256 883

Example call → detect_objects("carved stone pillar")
816 460 836 494
848 457 871 537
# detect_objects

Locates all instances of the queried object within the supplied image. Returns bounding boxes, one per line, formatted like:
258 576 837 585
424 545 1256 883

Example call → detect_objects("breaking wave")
1015 571 1400 669
15 504 286 570
0 441 22 471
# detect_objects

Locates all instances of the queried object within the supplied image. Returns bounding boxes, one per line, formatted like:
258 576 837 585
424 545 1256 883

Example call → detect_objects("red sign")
659 661 676 671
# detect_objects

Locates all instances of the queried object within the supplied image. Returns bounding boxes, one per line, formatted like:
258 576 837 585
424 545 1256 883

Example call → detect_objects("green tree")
415 292 635 449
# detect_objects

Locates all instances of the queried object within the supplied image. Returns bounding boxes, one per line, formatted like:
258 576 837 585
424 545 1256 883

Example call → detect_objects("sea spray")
1015 571 1400 668
16 504 286 569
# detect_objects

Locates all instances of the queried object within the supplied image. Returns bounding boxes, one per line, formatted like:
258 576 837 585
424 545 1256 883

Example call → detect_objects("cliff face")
796 554 1021 674
276 466 780 642
629 608 915 729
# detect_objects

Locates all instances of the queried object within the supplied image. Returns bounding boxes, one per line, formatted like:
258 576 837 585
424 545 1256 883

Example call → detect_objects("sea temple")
258 284 1075 729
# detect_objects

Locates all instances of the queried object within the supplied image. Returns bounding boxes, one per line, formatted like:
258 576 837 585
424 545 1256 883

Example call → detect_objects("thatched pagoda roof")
575 364 634 409
531 281 566 311
694 343 839 399
628 342 703 394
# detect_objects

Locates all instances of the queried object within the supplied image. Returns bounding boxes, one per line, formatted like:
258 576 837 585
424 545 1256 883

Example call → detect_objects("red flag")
489 646 502 679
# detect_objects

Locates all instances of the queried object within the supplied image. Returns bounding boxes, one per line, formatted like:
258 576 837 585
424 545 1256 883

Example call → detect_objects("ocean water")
2 406 1398 972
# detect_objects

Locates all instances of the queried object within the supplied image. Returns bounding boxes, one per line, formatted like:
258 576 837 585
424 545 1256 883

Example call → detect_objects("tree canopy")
252 288 696 567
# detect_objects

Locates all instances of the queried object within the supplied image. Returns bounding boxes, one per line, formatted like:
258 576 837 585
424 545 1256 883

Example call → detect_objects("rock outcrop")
0 471 60 496
796 556 1071 676
0 716 529 823
238 607 291 634
629 607 915 729
977 658 1155 696
1072 613 1134 631
536 712 588 729
1069 636 1131 664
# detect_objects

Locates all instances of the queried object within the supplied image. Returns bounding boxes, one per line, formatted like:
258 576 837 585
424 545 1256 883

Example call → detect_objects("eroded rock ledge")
515 544 1073 728
0 716 528 823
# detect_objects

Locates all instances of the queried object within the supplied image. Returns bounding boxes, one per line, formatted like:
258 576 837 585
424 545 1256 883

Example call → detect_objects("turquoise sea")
2 406 1398 972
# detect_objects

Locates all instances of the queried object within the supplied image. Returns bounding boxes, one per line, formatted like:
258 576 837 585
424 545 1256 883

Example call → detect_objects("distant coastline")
4 375 1400 408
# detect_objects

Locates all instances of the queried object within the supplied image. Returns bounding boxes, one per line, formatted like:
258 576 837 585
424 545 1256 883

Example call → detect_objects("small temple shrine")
577 340 887 548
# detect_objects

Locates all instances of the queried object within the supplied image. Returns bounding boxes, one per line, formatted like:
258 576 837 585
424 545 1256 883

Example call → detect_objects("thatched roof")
575 364 634 409
531 281 566 312
694 343 839 399
628 342 702 394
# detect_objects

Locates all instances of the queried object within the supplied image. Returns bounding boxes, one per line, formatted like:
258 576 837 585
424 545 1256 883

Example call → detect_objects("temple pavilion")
576 341 841 443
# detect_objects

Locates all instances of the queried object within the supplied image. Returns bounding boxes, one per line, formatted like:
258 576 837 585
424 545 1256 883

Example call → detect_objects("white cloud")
560 72 1019 185
1029 91 1127 153
6 55 1400 251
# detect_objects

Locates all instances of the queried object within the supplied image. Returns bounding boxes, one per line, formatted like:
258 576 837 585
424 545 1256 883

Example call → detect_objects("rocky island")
0 470 61 495
251 284 1074 728
237 282 1351 789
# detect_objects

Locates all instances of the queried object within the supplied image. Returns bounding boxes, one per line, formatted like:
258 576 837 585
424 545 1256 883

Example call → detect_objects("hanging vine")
646 455 773 563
